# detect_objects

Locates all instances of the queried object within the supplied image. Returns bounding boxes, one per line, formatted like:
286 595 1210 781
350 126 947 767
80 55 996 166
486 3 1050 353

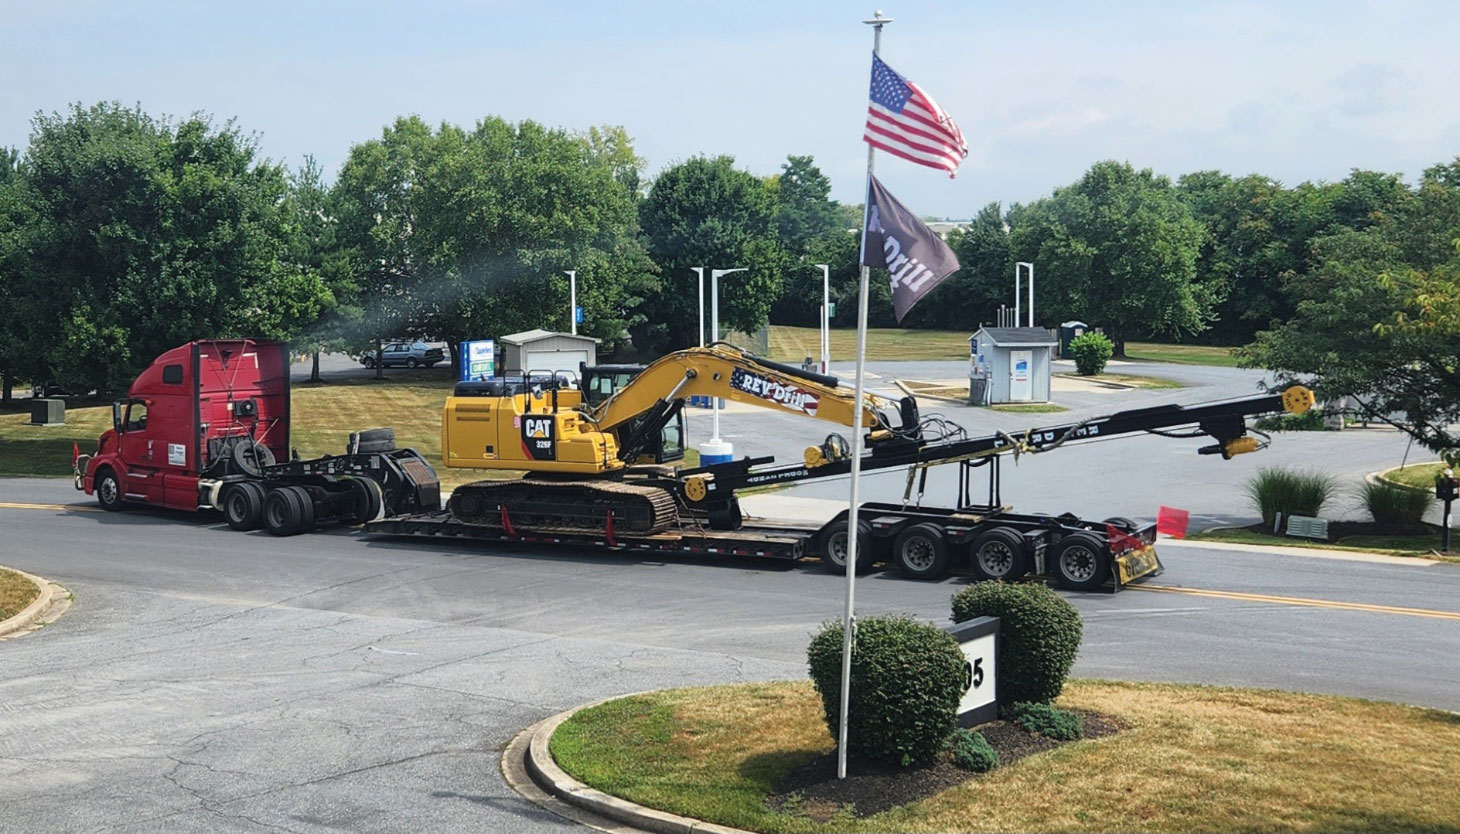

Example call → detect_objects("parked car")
361 342 445 369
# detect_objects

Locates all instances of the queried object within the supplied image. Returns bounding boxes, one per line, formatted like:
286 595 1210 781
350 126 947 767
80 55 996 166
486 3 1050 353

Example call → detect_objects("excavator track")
447 478 679 535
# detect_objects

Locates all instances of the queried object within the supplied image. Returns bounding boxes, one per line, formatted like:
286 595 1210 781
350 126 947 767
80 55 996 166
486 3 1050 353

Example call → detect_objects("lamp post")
1015 262 1034 327
702 267 748 465
565 270 578 335
691 267 706 347
816 263 831 373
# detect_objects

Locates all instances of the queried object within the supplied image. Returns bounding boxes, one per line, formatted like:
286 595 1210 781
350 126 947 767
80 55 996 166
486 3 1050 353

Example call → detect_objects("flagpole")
837 7 891 783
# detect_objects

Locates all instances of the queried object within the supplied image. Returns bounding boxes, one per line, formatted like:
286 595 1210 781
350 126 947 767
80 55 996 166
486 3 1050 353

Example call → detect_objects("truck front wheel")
95 468 124 512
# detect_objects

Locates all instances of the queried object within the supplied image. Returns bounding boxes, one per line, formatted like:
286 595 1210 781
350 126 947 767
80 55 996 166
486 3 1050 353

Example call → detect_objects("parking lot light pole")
709 268 748 447
817 263 831 373
692 267 706 347
565 270 577 335
1016 262 1034 327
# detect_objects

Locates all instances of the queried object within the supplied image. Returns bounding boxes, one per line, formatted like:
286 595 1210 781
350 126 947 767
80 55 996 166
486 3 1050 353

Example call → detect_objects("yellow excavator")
441 343 922 533
440 342 1315 542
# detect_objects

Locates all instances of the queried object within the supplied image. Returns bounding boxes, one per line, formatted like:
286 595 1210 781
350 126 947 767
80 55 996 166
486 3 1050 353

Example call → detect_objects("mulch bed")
1235 520 1442 541
767 708 1121 820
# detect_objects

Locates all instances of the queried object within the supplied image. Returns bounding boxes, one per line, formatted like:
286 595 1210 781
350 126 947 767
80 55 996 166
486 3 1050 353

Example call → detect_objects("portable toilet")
970 327 1057 404
1058 321 1089 358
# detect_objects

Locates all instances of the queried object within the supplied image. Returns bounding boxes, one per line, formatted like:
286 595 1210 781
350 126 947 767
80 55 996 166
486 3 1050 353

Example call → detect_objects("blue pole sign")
459 339 496 381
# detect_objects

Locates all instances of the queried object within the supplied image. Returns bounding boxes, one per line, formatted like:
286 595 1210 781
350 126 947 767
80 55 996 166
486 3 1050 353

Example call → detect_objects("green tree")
921 201 1011 330
769 155 848 327
637 155 788 352
12 102 329 394
1246 161 1460 453
0 146 22 401
1010 161 1211 354
331 116 654 363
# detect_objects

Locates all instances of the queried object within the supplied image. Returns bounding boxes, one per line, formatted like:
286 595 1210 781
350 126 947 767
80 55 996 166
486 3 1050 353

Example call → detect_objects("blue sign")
459 339 496 381
574 305 584 324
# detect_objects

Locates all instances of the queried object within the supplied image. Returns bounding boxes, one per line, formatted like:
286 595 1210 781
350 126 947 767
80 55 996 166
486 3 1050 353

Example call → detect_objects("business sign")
521 414 556 461
459 339 496 381
729 367 820 416
945 616 999 727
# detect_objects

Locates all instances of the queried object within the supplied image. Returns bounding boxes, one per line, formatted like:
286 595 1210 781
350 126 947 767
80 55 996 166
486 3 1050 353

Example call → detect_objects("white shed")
971 327 1058 404
500 329 600 378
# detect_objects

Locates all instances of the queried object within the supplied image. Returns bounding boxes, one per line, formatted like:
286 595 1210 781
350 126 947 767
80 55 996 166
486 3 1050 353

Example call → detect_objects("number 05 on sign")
946 616 999 727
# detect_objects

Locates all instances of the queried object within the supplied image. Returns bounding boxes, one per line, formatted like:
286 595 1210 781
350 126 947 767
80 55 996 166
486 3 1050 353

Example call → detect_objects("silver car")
361 341 445 369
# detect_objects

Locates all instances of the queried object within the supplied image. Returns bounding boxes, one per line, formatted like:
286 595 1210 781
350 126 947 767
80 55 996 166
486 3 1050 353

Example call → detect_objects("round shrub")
946 727 998 772
1360 480 1432 526
807 615 966 767
1007 701 1083 741
1068 332 1114 376
950 582 1082 705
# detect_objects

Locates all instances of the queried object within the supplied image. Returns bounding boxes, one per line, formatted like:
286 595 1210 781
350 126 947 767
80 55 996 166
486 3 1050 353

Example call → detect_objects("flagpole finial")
863 10 892 26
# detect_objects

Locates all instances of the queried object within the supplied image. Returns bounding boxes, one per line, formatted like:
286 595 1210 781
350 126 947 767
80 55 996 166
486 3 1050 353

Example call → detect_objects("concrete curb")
0 566 59 639
1368 463 1444 491
509 702 751 834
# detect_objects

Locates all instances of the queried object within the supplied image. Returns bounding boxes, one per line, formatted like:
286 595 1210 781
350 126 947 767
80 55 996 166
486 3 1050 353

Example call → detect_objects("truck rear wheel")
223 482 266 531
1052 532 1110 591
970 527 1030 581
95 468 124 512
892 523 951 580
264 486 315 536
820 519 876 575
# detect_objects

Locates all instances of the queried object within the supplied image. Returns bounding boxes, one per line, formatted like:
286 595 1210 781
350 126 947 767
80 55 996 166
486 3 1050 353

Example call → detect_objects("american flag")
864 53 968 177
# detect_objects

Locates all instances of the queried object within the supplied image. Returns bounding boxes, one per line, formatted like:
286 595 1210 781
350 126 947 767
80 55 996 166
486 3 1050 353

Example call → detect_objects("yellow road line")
0 501 100 513
1133 584 1460 621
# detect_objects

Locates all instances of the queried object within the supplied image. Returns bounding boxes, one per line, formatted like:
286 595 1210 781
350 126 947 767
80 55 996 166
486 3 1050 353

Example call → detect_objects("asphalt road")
2 473 1458 834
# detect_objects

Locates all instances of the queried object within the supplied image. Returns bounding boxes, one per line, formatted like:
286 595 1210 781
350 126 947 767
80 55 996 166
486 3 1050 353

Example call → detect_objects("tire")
406 358 420 369
348 427 396 454
347 477 384 524
819 519 876 575
362 356 376 369
232 441 276 478
1103 516 1138 533
969 526 1031 581
95 468 125 512
1052 531 1111 591
223 482 265 531
892 522 951 580
263 486 315 536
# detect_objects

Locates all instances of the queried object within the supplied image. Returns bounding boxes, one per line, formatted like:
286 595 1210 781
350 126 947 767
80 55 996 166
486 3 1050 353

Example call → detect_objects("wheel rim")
267 499 286 529
100 477 118 504
827 531 848 566
1061 545 1098 581
902 536 935 572
978 541 1013 576
227 493 245 522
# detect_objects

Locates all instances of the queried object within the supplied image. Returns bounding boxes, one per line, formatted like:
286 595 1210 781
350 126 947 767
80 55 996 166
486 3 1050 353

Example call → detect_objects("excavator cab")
581 363 686 465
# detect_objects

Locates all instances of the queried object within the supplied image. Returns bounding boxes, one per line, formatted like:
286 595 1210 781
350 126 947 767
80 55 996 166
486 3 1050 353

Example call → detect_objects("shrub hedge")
1007 701 1083 741
1360 480 1432 526
1069 332 1114 376
950 582 1082 705
946 727 998 772
806 615 966 767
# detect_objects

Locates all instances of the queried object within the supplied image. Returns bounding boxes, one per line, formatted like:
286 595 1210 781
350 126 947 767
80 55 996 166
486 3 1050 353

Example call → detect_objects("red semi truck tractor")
75 339 440 534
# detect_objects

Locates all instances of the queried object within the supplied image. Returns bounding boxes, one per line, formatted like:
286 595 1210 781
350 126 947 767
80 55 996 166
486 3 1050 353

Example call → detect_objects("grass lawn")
1188 526 1456 561
1380 462 1447 490
0 567 40 621
767 326 971 362
550 679 1460 834
1055 371 1184 390
0 400 115 477
1122 342 1242 367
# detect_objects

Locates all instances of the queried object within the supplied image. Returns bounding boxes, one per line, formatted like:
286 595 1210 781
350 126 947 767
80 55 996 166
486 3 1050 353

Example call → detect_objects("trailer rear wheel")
223 482 265 531
347 477 384 524
95 468 124 512
893 523 951 580
820 519 875 575
1052 532 1110 591
970 527 1030 581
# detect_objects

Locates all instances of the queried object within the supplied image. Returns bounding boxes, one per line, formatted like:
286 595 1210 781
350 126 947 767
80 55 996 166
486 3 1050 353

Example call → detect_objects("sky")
3 0 1459 217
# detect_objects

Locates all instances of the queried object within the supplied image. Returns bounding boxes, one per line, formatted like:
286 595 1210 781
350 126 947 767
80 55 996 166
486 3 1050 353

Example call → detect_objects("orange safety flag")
1156 506 1190 539
72 441 80 465
1105 523 1144 555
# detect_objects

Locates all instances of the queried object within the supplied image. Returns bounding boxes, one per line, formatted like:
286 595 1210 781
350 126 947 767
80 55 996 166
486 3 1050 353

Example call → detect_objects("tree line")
1 102 1457 451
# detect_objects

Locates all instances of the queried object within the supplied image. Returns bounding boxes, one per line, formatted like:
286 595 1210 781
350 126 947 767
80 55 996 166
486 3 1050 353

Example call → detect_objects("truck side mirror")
112 401 123 433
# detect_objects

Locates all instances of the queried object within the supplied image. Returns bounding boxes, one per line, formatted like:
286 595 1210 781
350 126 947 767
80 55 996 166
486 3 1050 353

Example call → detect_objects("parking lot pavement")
2 475 1458 832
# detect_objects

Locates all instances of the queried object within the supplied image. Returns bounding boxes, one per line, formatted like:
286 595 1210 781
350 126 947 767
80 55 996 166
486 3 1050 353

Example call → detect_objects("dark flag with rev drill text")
861 174 962 322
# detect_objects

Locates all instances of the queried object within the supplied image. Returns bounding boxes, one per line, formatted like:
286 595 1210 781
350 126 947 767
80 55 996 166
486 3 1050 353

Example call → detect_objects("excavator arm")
588 344 920 461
